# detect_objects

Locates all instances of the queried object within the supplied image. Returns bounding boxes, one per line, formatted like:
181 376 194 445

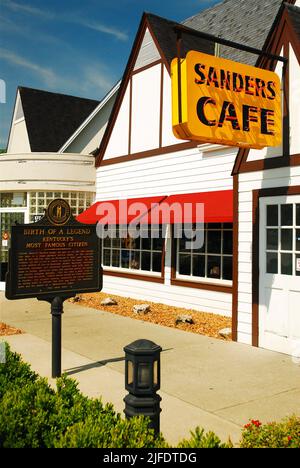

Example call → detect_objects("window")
176 223 233 282
266 203 300 276
28 191 94 222
102 225 164 274
0 192 26 207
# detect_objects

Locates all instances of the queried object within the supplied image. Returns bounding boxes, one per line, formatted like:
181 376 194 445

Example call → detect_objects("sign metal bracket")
174 25 289 157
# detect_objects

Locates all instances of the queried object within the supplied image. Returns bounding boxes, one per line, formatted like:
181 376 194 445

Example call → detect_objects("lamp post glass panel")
124 339 162 434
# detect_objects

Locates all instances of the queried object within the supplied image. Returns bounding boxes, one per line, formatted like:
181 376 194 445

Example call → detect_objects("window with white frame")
29 191 94 223
266 203 300 276
176 223 233 281
102 225 164 274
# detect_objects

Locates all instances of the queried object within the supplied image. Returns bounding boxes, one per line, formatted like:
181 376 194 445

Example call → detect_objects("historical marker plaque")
5 199 102 300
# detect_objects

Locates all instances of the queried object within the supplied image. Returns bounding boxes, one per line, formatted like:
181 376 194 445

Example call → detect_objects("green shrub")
178 427 232 448
240 417 300 448
0 343 38 399
55 415 168 448
0 344 167 448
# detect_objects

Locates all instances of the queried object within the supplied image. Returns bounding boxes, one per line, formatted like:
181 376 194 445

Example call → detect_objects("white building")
78 0 300 356
0 83 119 288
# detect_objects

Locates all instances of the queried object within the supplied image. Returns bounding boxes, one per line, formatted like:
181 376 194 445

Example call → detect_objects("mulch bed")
72 292 232 340
0 323 23 336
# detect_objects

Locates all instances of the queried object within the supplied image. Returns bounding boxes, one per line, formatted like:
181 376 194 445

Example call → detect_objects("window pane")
130 237 140 250
208 223 222 229
121 250 130 268
297 205 300 226
130 251 140 270
207 230 221 254
267 252 278 274
193 230 205 253
223 230 233 254
179 254 191 276
223 223 233 229
152 252 161 272
141 252 151 271
141 237 151 250
103 249 111 266
281 253 292 276
223 256 233 280
103 237 111 248
267 205 278 226
296 254 300 277
152 237 163 251
179 234 192 252
112 237 120 248
296 229 300 251
192 255 205 277
281 204 293 226
207 256 221 279
121 236 133 249
111 250 120 267
267 229 278 250
281 229 293 251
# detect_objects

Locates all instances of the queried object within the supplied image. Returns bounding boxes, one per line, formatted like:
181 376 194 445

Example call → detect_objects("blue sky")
0 0 220 148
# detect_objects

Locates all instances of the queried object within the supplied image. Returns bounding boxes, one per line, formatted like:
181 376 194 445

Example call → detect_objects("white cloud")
70 18 128 42
0 14 68 47
1 0 54 19
0 48 57 86
2 0 128 41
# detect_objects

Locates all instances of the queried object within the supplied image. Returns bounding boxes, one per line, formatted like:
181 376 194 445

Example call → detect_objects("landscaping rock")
219 327 232 338
176 315 194 325
133 304 150 314
101 297 118 306
70 296 81 303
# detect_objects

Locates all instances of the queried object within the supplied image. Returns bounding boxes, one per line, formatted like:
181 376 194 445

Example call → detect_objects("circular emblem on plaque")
46 199 71 226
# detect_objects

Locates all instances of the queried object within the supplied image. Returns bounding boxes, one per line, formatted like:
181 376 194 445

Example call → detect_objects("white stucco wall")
64 98 115 155
0 153 96 192
7 119 31 154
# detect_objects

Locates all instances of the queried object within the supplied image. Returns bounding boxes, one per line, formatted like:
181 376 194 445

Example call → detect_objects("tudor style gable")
7 90 31 154
232 2 300 175
96 13 214 166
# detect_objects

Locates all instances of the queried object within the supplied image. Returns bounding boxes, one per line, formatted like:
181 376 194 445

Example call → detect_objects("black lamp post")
124 339 162 435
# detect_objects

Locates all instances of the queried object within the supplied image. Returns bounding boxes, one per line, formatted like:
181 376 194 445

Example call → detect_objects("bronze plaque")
5 200 102 300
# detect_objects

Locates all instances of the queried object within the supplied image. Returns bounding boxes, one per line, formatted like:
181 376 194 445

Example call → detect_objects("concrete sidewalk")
1 292 300 445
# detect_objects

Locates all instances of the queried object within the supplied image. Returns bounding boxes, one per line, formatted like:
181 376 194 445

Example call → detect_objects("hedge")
1 343 299 448
0 343 229 448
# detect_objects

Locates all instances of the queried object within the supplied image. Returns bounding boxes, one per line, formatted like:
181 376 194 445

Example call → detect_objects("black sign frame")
5 199 102 301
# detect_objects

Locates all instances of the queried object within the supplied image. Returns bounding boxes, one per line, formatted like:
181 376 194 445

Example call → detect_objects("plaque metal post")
51 296 64 378
40 294 75 378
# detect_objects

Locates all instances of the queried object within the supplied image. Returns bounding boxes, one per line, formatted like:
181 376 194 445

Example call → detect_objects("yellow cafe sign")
171 51 282 149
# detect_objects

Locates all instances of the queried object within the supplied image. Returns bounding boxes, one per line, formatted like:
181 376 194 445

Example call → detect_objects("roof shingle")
19 87 99 152
183 0 285 65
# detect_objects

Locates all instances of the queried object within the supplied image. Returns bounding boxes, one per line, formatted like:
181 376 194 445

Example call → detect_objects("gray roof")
18 87 99 153
146 13 214 65
286 3 300 41
183 0 285 65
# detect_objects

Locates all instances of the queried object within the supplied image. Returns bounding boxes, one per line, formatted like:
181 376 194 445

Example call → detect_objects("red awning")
164 190 233 224
76 196 167 225
76 191 233 225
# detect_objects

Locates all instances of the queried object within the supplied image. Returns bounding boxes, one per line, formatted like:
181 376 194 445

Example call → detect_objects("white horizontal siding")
103 275 232 317
97 147 236 200
134 28 160 71
237 332 252 345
